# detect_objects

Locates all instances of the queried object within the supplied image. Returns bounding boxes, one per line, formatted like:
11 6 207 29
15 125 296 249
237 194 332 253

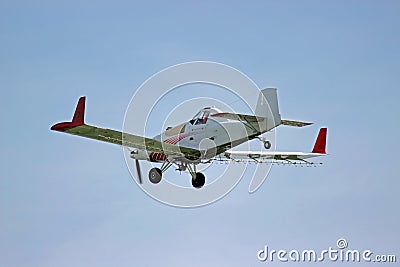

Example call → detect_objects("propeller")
128 148 143 184
135 159 143 184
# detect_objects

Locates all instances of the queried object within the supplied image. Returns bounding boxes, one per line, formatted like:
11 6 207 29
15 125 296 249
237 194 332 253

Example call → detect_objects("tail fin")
255 88 281 131
312 128 327 154
72 96 86 124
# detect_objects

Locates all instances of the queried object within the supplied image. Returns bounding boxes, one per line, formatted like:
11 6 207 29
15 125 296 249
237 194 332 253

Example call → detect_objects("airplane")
51 88 327 188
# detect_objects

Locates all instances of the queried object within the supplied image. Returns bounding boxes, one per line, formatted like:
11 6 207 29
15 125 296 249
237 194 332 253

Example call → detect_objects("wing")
224 151 326 161
224 128 327 162
51 97 201 161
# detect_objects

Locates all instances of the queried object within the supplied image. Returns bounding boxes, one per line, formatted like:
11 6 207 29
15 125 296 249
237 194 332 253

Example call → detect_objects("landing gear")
191 172 206 189
148 167 162 184
146 160 206 188
257 136 271 149
263 140 271 149
147 161 173 184
186 163 206 189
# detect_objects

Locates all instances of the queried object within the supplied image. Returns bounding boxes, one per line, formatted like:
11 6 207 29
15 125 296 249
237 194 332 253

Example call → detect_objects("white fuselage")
155 116 251 158
132 107 259 162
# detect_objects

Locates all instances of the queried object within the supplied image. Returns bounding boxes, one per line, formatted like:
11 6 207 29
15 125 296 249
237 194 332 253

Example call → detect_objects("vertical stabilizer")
255 88 281 131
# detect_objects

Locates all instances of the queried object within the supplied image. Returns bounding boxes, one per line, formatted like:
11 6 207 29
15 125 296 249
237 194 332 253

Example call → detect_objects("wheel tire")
264 140 271 149
192 172 205 189
149 168 162 184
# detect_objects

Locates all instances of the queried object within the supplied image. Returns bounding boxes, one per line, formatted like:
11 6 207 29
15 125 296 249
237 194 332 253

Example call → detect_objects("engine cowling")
130 149 149 160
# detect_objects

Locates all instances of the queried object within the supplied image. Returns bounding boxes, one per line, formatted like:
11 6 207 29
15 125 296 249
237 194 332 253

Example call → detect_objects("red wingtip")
51 96 86 131
312 128 327 154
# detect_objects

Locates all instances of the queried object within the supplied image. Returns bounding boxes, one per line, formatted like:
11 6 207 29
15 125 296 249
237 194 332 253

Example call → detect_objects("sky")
1 0 399 266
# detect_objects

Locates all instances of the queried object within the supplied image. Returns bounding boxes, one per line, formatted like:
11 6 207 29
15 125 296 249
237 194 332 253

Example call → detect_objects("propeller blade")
135 159 143 184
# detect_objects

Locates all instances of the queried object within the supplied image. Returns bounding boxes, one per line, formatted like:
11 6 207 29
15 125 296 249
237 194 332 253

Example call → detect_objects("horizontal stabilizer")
281 119 313 127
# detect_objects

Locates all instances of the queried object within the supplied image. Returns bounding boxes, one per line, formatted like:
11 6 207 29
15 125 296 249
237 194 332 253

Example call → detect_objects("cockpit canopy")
190 106 223 125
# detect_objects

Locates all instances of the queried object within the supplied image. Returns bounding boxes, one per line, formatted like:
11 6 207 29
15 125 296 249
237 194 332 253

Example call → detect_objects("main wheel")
149 167 162 184
191 172 205 189
264 140 271 149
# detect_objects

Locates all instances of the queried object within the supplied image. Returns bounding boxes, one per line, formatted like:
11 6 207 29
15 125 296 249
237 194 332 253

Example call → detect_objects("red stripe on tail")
312 128 327 154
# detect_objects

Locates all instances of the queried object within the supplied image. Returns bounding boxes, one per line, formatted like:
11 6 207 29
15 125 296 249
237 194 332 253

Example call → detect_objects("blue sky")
1 1 399 266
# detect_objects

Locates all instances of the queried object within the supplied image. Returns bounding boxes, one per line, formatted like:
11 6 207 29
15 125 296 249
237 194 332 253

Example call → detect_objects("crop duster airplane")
51 89 327 188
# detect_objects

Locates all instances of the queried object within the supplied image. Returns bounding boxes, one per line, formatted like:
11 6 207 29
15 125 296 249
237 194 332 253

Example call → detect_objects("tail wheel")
192 172 205 189
264 140 271 149
149 167 162 184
